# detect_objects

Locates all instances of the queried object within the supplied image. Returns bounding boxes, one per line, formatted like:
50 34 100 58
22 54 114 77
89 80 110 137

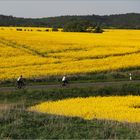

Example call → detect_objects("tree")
93 26 104 33
63 21 87 32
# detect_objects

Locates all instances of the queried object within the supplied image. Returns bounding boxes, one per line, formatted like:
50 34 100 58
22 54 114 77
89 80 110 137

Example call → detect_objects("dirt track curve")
0 80 140 92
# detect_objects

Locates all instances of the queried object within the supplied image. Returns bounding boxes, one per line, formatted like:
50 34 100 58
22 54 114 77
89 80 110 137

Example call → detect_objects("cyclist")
62 75 68 86
17 75 25 89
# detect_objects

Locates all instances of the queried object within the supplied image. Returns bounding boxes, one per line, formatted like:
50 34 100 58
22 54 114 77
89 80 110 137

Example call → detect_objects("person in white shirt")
62 75 68 86
17 75 24 88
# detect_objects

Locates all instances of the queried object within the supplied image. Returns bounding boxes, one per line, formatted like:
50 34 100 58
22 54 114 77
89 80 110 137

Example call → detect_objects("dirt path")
0 103 16 110
0 80 140 92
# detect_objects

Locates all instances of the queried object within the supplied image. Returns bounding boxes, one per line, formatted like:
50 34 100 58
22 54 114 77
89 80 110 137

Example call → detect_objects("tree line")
0 13 140 30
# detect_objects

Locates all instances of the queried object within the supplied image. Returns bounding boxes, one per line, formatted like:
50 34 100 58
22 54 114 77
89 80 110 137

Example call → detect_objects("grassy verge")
1 83 140 104
1 110 140 139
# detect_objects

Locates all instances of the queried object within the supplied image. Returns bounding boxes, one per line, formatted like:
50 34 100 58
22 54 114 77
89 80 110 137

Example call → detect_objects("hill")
0 13 140 29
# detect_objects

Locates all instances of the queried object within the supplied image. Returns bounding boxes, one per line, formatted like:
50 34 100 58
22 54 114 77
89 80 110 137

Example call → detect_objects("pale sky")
0 0 140 18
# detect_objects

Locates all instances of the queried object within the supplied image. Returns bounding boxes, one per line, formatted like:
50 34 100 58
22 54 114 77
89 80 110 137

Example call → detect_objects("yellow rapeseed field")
0 27 140 80
29 96 140 123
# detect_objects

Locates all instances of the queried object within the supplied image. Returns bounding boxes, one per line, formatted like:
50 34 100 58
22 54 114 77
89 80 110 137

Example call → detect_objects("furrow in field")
0 37 47 58
76 50 140 60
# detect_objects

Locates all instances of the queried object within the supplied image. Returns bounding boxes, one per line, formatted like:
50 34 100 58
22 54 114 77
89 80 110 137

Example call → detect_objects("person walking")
129 73 132 81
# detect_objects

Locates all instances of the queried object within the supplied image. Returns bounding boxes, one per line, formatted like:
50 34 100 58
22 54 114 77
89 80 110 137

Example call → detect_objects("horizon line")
1 12 140 19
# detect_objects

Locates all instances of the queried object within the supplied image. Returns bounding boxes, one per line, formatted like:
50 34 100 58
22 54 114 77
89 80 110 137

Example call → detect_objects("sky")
0 0 140 18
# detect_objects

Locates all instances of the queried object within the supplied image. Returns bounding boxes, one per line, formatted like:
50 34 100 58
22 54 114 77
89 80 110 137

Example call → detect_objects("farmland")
29 96 140 123
0 27 140 139
0 27 140 81
1 84 140 139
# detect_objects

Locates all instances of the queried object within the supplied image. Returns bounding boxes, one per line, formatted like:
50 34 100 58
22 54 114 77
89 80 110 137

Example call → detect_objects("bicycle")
61 80 69 87
16 81 26 89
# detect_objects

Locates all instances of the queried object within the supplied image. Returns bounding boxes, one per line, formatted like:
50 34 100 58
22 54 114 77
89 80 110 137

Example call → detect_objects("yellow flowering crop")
0 27 140 80
29 96 140 123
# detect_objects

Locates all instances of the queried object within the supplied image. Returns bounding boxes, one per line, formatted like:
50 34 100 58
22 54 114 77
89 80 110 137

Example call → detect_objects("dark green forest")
0 13 140 29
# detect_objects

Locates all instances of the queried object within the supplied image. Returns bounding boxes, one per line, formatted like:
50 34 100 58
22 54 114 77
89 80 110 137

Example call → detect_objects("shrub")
16 28 22 31
45 29 49 32
52 27 58 32
93 26 104 33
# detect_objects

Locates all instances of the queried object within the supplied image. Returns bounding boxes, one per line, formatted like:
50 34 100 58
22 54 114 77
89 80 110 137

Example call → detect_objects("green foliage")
1 83 140 104
63 21 87 32
1 110 140 139
0 13 140 29
93 26 104 33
